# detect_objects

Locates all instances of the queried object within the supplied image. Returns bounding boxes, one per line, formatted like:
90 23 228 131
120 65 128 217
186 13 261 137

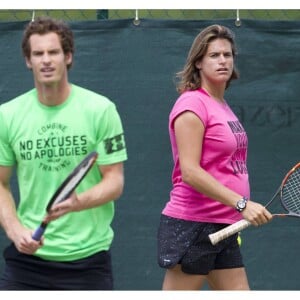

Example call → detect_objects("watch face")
238 200 246 209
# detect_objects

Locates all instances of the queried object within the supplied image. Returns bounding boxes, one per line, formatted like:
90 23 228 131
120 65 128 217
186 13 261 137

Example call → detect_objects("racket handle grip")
32 224 47 241
208 219 251 245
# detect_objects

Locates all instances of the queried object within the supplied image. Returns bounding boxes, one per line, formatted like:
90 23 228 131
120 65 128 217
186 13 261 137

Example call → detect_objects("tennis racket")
209 162 300 245
32 151 98 241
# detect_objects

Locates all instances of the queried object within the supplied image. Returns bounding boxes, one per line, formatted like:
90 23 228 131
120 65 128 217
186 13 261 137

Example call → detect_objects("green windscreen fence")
0 19 299 290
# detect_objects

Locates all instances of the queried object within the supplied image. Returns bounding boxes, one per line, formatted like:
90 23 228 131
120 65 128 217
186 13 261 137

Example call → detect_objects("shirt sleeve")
96 103 128 165
0 108 15 166
169 91 209 130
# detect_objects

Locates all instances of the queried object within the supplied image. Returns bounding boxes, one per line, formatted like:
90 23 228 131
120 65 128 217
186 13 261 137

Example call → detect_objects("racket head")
280 162 300 216
45 151 98 211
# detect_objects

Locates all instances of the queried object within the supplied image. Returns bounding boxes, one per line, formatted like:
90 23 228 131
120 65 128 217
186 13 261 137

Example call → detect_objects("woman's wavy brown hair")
175 24 239 94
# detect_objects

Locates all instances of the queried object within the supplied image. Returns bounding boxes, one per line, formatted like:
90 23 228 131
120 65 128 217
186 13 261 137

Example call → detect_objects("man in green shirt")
0 16 127 290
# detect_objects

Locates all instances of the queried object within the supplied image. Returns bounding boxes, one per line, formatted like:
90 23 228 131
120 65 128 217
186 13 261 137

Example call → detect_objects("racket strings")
281 167 300 214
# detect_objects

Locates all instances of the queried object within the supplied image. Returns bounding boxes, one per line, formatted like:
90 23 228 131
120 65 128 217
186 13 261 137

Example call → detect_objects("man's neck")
36 81 71 106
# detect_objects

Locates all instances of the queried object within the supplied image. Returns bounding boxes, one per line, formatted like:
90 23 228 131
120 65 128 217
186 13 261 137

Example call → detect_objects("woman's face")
196 38 234 87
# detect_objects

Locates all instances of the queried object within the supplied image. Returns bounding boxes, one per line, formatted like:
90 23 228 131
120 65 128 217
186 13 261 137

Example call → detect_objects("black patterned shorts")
157 214 244 275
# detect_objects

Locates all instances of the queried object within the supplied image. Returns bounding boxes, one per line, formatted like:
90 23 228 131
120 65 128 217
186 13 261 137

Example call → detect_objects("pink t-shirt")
162 88 250 224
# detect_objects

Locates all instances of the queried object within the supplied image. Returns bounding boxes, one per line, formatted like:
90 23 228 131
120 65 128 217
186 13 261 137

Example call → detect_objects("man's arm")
0 165 42 253
0 166 21 238
80 161 125 208
45 161 125 218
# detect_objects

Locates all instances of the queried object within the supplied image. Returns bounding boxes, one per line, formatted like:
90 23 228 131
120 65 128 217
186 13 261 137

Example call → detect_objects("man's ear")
65 52 73 66
25 57 32 69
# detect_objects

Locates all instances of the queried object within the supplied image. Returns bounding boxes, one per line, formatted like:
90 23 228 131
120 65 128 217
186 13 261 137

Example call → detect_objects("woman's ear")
195 60 202 70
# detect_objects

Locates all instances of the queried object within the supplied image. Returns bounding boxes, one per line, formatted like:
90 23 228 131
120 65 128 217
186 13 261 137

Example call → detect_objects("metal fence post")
97 10 109 19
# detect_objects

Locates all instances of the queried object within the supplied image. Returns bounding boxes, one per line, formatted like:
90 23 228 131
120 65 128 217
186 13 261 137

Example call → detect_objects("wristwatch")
236 197 248 212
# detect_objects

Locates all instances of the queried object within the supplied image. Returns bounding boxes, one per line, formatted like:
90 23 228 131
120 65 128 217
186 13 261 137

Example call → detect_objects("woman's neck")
201 85 225 102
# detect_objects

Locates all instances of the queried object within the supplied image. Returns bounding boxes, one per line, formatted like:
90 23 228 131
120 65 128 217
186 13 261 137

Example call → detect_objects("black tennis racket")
209 162 300 245
32 151 98 241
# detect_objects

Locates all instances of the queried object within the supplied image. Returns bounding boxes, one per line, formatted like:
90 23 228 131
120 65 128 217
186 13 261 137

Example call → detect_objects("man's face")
25 32 72 87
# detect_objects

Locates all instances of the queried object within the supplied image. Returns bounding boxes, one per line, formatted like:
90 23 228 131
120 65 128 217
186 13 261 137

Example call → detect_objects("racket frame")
32 151 98 241
208 162 300 245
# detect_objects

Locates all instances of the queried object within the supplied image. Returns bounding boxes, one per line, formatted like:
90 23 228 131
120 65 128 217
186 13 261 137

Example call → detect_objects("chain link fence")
0 9 300 22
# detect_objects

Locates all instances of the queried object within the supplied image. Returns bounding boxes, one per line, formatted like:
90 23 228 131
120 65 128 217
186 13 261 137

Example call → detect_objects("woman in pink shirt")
157 24 273 290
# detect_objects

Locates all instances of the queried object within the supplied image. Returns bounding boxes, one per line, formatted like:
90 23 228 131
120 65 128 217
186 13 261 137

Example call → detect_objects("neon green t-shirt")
0 84 127 261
